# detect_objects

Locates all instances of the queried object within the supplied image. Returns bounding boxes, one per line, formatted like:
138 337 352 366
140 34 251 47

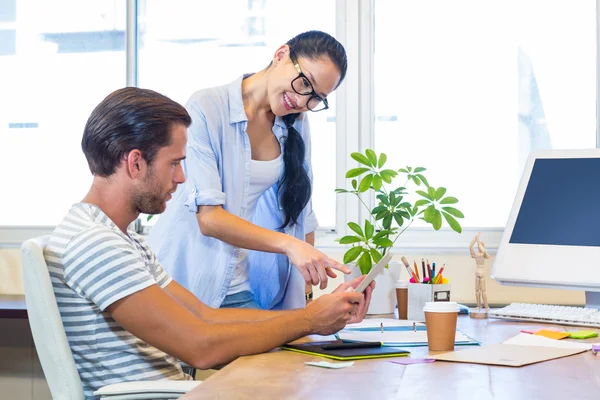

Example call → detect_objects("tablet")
353 252 393 293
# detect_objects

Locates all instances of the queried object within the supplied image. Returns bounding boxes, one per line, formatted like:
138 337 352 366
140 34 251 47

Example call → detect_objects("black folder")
281 340 410 360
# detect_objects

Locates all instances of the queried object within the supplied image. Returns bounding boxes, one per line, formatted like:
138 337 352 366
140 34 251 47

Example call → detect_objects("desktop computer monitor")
491 149 600 309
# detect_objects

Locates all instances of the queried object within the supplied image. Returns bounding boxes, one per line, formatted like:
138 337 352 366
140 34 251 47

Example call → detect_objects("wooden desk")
0 294 27 318
182 315 600 399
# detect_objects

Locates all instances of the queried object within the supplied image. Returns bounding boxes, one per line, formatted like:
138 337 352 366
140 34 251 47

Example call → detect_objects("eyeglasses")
289 51 329 112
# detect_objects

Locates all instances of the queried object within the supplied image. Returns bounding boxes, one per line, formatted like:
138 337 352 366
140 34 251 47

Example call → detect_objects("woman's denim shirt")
147 75 318 310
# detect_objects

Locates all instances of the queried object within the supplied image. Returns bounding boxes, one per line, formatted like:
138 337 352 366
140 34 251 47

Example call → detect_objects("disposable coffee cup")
395 280 409 320
423 301 459 351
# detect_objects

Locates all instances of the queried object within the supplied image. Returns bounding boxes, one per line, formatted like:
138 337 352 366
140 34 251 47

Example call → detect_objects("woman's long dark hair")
278 30 348 229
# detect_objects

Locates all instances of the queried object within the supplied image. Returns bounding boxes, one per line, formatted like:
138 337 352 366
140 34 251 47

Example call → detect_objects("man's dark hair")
82 87 192 176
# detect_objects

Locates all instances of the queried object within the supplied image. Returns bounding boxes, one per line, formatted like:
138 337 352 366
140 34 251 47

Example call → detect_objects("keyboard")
489 303 600 328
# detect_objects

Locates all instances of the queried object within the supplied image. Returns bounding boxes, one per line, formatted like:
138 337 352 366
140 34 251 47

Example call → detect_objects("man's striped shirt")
45 203 185 399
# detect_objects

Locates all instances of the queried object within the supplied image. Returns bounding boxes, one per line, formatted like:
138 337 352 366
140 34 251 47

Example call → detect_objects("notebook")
281 341 410 361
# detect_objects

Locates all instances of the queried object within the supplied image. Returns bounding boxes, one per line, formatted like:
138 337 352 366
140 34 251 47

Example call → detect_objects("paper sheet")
344 318 424 330
503 333 596 350
337 330 473 346
305 361 354 369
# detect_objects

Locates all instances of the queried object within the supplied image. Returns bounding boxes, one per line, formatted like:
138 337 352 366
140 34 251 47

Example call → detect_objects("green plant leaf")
375 210 389 220
346 167 370 178
372 230 392 241
378 153 387 169
382 214 393 229
398 210 411 218
434 187 447 201
351 179 357 190
432 210 443 230
398 168 408 173
365 149 378 166
416 190 432 200
442 206 464 218
416 174 430 187
379 169 397 184
373 238 394 247
428 187 436 199
414 199 429 207
357 251 372 275
370 248 383 263
372 205 387 214
343 246 363 264
393 213 404 227
351 152 372 167
358 174 373 192
364 220 374 239
377 194 389 205
442 211 463 233
372 174 383 191
414 167 426 173
335 188 348 193
347 222 364 238
440 196 458 204
411 176 422 186
339 235 362 244
423 205 436 223
392 194 403 207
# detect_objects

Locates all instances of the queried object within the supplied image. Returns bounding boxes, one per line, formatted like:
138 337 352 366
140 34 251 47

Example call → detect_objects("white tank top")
228 154 283 295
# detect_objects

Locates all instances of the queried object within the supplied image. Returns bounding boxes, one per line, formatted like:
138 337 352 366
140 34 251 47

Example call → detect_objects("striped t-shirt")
45 203 186 399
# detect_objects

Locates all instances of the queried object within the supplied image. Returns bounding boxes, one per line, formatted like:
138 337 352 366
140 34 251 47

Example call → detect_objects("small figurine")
470 232 490 316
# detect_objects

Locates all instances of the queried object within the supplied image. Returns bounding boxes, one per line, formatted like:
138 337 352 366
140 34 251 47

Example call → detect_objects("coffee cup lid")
423 301 459 313
395 280 409 288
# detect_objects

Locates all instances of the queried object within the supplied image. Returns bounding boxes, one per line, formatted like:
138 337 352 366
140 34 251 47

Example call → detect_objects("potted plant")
335 149 464 313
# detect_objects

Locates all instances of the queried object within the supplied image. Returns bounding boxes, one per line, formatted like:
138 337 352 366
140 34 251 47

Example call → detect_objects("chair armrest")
94 380 201 399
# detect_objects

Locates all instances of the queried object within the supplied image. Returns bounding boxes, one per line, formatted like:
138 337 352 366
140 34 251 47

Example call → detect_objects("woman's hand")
284 239 351 289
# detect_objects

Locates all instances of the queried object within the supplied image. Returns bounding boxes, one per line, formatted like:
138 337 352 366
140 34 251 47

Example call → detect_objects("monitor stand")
585 291 600 310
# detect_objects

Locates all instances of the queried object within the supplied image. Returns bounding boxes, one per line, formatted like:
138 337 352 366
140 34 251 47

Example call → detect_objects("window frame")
2 0 599 255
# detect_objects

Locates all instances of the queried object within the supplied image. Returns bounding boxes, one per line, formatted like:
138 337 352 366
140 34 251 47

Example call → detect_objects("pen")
413 261 420 282
421 258 426 282
322 341 382 350
431 262 436 281
427 259 432 282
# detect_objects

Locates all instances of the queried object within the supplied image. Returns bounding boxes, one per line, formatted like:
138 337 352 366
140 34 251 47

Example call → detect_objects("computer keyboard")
489 303 600 328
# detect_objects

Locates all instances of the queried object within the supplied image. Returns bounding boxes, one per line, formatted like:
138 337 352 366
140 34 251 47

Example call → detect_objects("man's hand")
303 291 364 335
284 239 351 290
333 276 375 324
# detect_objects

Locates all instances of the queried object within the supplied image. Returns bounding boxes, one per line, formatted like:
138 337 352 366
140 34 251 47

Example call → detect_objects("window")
0 0 126 226
138 0 338 228
373 0 596 227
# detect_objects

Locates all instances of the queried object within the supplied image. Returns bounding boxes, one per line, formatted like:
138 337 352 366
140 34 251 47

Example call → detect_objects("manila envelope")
431 343 586 367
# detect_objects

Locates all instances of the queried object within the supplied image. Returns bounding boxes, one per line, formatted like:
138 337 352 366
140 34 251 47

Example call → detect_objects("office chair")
21 235 201 400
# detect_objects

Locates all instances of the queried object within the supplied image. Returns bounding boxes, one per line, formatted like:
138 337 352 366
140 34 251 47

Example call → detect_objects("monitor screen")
510 158 600 247
492 149 600 293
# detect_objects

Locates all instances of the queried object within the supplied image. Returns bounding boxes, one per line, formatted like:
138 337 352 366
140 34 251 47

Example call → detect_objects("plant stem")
354 193 383 231
391 218 415 246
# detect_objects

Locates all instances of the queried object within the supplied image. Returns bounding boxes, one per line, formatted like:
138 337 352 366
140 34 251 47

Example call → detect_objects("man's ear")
272 44 290 66
125 149 146 179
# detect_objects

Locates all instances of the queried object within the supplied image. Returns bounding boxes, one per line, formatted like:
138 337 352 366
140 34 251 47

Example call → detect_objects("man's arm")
107 284 364 370
163 280 286 322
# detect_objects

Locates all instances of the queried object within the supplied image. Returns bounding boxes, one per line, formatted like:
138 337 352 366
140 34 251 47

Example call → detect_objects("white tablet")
354 252 393 294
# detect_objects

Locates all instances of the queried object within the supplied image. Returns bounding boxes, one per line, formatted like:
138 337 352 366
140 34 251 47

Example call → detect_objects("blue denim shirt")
147 75 318 310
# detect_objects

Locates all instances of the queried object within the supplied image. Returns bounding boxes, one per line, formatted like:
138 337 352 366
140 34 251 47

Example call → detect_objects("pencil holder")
407 283 451 321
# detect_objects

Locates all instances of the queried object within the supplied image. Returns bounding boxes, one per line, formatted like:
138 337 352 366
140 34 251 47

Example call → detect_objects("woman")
148 30 350 310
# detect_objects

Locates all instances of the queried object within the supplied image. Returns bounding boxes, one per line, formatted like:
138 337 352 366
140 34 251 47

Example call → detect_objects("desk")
0 294 27 318
181 315 600 399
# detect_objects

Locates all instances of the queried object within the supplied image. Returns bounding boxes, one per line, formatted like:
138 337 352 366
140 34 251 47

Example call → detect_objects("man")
44 87 374 399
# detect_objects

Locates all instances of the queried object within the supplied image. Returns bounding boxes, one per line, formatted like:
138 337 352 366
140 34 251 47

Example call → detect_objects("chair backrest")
21 235 85 400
